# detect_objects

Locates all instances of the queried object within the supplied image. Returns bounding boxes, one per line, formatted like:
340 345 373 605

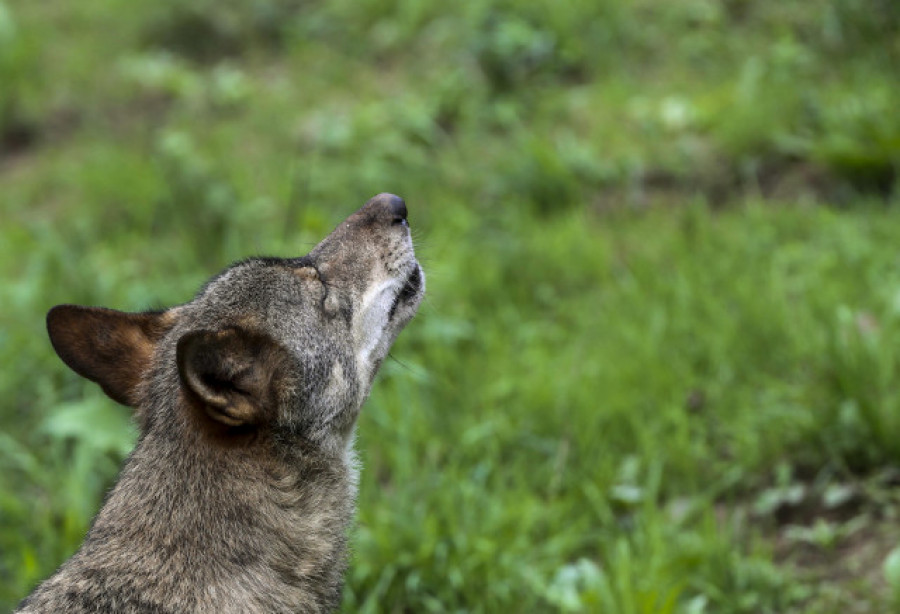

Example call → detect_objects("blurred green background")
1 0 899 611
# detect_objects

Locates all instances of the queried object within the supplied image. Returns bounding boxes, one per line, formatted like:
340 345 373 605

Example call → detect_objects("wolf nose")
369 193 407 224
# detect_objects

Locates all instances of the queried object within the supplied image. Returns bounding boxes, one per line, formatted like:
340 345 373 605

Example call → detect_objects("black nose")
368 193 408 224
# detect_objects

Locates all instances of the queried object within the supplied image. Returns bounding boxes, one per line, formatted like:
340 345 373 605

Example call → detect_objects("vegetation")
1 0 898 611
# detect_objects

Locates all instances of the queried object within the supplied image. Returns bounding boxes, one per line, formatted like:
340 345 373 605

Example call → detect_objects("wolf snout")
365 192 408 226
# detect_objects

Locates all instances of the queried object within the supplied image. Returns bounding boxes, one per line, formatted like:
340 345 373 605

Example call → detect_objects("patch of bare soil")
0 107 80 169
756 473 900 613
0 94 171 175
0 118 38 157
593 159 895 212
780 515 898 613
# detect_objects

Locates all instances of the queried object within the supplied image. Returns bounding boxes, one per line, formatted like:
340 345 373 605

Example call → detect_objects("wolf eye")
295 266 319 282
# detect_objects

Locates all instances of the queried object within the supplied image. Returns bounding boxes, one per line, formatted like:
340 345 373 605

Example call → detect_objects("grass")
1 0 899 611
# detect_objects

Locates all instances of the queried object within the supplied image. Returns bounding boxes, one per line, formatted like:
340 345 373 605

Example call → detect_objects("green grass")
1 0 899 611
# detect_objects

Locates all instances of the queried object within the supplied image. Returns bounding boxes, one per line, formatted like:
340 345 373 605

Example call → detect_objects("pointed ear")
176 328 289 428
47 305 173 407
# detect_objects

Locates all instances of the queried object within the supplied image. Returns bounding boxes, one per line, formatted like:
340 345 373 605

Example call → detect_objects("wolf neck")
70 417 356 613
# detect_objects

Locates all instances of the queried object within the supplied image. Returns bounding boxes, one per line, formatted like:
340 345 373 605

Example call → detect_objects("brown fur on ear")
176 327 290 428
47 305 174 407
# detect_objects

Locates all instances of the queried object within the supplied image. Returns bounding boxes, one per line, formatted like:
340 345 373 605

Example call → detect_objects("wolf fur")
15 193 424 613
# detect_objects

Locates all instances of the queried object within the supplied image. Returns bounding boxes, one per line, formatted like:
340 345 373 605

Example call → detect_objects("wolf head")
46 193 424 450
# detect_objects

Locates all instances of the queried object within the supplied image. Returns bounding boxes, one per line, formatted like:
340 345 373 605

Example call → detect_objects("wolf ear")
47 305 172 407
176 328 288 428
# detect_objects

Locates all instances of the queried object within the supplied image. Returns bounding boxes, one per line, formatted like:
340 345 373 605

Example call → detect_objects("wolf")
15 193 424 613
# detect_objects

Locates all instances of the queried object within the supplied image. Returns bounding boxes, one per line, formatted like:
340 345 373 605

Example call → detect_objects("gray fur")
16 194 424 613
